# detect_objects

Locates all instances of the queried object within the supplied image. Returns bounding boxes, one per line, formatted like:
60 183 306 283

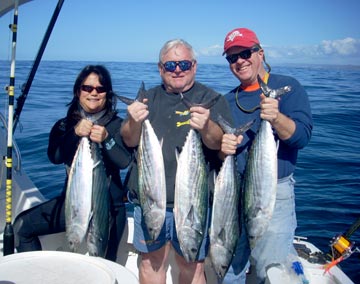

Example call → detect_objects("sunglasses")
225 47 260 64
162 60 193 72
81 85 107 93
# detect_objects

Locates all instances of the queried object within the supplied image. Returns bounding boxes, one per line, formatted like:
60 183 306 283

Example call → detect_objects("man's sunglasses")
162 60 193 72
225 47 260 64
81 85 107 93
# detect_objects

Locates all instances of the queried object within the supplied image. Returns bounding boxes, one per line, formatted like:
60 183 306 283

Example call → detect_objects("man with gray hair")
121 39 232 284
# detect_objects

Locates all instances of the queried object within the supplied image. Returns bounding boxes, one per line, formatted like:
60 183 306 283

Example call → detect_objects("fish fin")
234 119 256 136
175 147 181 162
211 170 217 196
118 95 135 105
118 81 148 105
136 81 147 102
216 114 234 134
257 75 272 97
180 93 221 109
274 85 292 98
185 205 195 225
257 74 291 99
186 206 205 236
218 227 226 245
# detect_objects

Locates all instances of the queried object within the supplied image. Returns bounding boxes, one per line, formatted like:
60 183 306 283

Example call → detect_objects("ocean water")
0 60 359 282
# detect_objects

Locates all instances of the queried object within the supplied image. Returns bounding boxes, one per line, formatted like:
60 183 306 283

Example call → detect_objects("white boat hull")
4 214 351 284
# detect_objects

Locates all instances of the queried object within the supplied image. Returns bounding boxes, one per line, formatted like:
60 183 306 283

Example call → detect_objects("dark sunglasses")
162 60 193 72
81 85 107 93
225 47 260 64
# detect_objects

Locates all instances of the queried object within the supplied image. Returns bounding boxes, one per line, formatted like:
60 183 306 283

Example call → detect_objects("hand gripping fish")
119 82 166 240
209 115 255 279
243 75 291 249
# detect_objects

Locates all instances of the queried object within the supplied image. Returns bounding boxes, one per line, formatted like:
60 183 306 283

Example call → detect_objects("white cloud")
197 38 360 65
197 44 223 57
320 38 360 55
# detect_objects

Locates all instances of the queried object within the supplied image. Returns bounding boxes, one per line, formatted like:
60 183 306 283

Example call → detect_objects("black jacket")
47 111 132 208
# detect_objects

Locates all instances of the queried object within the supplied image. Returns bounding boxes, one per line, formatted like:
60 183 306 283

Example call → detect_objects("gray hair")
158 39 196 63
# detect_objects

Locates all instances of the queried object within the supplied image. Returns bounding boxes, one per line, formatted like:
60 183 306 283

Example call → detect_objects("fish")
243 75 291 249
209 116 255 279
86 142 111 257
137 119 166 240
65 137 93 252
173 94 221 262
119 82 166 240
174 128 208 263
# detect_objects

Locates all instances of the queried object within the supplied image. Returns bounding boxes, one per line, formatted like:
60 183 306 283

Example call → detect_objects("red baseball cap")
223 28 260 55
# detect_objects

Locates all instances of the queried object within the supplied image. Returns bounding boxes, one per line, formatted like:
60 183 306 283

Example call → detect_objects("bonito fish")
65 137 93 252
173 94 221 262
244 75 291 249
119 82 166 240
209 116 255 279
174 128 208 263
137 118 166 240
87 142 110 257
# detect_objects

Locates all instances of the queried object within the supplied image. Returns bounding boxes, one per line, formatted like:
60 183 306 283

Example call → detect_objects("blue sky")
1 0 360 65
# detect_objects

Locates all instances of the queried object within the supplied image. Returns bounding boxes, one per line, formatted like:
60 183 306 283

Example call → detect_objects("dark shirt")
225 73 313 178
47 111 133 208
126 81 233 204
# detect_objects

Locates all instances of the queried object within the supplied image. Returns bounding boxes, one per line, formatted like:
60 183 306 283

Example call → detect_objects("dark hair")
66 65 118 119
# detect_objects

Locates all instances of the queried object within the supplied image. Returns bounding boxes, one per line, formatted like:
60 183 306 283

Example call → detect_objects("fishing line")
235 72 269 113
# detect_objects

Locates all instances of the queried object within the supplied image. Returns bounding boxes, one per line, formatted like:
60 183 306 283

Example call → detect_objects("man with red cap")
220 28 313 283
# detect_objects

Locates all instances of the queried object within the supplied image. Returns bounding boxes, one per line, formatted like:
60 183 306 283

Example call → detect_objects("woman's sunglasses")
81 85 107 93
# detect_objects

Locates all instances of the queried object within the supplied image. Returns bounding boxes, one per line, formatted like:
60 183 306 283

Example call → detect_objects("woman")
14 65 132 261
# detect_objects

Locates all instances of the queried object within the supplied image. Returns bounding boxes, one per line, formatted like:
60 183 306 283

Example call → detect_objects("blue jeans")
133 205 209 261
251 175 297 282
222 175 297 284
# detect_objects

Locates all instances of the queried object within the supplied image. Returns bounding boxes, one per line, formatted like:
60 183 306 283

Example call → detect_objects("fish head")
143 207 166 240
210 244 233 279
178 226 203 262
66 226 86 252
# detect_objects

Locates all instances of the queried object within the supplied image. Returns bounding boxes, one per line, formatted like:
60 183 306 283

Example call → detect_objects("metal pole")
3 0 19 256
13 0 65 133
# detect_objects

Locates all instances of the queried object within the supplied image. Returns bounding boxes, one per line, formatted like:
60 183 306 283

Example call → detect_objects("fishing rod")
344 216 360 239
12 0 65 133
3 0 19 256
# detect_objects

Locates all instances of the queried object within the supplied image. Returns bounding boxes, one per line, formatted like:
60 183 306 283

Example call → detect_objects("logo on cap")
226 30 243 42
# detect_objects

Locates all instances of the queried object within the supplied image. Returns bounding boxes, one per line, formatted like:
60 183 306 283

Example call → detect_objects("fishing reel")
328 217 360 261
329 234 357 260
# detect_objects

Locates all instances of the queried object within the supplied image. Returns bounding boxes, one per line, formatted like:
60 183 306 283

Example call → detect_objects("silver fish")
87 142 111 257
174 129 208 263
244 75 291 249
209 116 255 278
65 137 93 252
119 82 167 240
138 119 166 240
